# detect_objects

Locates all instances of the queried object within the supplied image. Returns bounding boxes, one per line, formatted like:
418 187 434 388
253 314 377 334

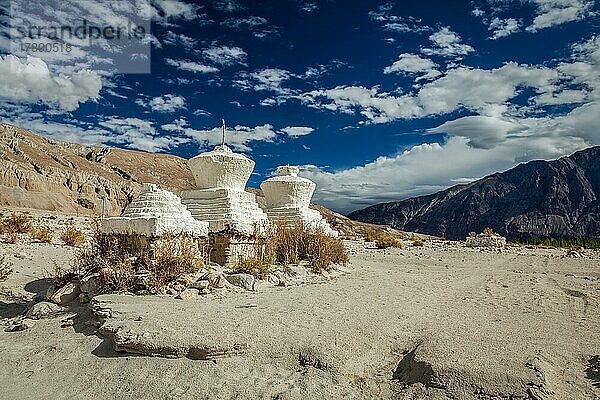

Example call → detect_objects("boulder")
80 273 101 296
26 301 66 319
50 281 81 305
225 273 255 291
5 318 35 332
191 280 209 290
176 288 199 300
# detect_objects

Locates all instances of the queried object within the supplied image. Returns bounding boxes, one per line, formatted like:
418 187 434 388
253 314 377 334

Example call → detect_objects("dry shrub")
0 213 32 243
236 257 271 279
412 239 425 247
60 225 86 246
468 231 477 238
365 229 378 242
254 222 349 274
76 227 205 293
31 227 52 243
148 233 203 290
0 255 12 282
374 232 403 249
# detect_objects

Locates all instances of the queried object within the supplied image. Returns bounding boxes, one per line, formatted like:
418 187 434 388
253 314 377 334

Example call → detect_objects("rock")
200 288 211 295
210 274 227 289
225 273 255 291
268 275 280 285
133 268 150 290
80 273 101 296
176 288 199 300
191 280 209 290
50 281 81 305
26 301 66 319
4 318 35 332
78 293 91 303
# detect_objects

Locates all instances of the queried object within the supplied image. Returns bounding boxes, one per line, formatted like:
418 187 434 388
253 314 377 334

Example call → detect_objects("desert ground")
0 209 599 400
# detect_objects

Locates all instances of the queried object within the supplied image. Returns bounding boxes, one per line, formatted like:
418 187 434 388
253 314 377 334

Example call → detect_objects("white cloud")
203 45 247 66
162 119 278 151
137 94 186 112
235 68 293 95
489 17 521 39
299 62 560 123
153 0 201 21
163 31 197 50
383 53 441 81
0 55 101 111
368 4 431 33
527 0 593 31
280 126 314 137
304 103 599 212
421 27 475 58
99 117 188 152
212 0 246 13
165 58 219 73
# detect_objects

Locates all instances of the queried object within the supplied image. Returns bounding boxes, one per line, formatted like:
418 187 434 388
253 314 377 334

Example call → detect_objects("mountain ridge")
348 147 600 240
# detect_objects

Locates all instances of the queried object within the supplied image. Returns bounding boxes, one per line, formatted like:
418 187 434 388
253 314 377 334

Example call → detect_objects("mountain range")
348 147 600 240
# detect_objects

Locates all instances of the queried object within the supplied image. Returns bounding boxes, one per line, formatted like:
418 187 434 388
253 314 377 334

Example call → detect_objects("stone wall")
208 233 258 266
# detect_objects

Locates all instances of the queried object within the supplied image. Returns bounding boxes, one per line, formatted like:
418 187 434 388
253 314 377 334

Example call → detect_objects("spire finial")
221 119 226 146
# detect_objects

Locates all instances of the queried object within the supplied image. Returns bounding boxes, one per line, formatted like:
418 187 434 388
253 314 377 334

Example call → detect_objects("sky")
0 0 599 213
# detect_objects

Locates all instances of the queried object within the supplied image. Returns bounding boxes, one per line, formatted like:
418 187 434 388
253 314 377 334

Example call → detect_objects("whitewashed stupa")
260 165 337 236
101 183 209 237
181 122 268 235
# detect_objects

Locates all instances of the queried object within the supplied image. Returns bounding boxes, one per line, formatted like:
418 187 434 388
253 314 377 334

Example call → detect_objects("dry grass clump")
236 257 271 279
0 255 12 282
60 225 86 246
148 233 204 290
0 213 32 243
365 229 402 249
375 233 403 249
482 227 495 236
412 239 425 247
75 226 205 293
31 227 52 243
250 223 349 274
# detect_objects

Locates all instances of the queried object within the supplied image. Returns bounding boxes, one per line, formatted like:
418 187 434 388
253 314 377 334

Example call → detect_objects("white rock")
182 145 268 235
260 166 337 237
102 183 209 237
191 280 209 290
225 273 255 291
26 301 66 319
50 281 81 305
176 288 200 300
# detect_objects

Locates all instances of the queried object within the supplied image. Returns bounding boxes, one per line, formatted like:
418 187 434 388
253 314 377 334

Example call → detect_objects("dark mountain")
348 147 600 240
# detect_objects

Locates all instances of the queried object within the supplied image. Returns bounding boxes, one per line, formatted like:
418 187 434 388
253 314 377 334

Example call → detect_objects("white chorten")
101 184 209 237
181 140 268 235
260 165 337 236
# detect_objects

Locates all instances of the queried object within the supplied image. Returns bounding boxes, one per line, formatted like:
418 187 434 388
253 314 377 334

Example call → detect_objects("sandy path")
1 234 599 399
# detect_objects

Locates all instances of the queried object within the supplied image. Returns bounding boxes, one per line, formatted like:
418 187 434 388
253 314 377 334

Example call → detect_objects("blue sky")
1 0 599 212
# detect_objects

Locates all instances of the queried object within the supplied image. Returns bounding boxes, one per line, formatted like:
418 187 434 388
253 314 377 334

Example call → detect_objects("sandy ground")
0 211 599 399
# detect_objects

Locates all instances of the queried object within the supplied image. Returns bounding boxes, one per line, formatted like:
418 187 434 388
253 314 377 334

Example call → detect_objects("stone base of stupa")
264 206 338 237
181 188 269 236
208 233 260 266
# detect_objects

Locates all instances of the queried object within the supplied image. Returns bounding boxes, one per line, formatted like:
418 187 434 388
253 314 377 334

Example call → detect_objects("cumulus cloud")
368 4 432 33
299 62 560 123
527 0 594 31
99 117 189 152
137 94 186 112
383 53 441 81
165 58 219 73
203 45 247 66
234 68 293 95
305 102 599 212
421 27 475 58
0 55 101 111
162 119 315 151
489 18 521 39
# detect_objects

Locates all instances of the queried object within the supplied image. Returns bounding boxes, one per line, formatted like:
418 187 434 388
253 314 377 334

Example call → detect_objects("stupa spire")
221 118 226 146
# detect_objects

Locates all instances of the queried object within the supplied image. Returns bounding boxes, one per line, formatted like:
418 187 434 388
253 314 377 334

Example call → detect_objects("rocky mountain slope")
0 123 194 215
348 147 600 240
